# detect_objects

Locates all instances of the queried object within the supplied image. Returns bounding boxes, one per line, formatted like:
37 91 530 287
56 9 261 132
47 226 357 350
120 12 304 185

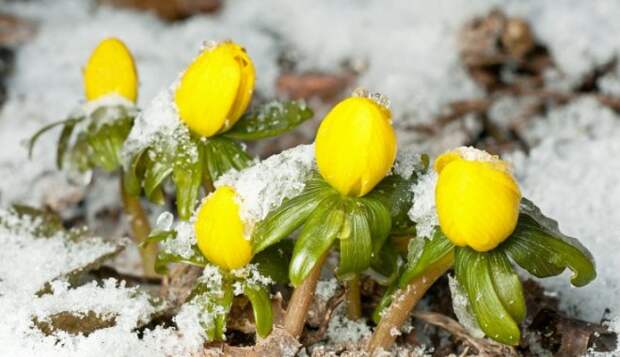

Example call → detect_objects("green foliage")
251 240 294 284
399 230 454 288
223 100 313 141
203 136 253 181
500 199 596 287
243 283 273 338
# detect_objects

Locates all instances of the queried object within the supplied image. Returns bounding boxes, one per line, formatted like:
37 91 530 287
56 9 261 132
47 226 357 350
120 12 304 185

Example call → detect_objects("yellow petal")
435 149 521 252
315 96 397 197
83 38 138 102
175 42 256 137
195 186 252 270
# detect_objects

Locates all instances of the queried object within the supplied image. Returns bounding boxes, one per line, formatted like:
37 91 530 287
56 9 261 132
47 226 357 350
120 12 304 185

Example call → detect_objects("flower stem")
284 253 328 338
367 254 453 353
345 274 362 320
119 175 158 277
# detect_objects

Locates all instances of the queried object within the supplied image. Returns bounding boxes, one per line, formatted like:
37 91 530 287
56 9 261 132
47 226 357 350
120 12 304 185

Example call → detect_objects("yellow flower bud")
175 41 256 137
83 38 138 103
195 186 252 270
435 147 521 252
315 95 397 197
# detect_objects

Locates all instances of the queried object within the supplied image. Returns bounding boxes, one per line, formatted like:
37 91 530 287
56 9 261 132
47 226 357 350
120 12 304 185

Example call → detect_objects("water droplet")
156 211 174 231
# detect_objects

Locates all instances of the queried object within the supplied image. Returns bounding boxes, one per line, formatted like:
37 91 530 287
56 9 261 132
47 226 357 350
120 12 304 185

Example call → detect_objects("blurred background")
1 0 620 354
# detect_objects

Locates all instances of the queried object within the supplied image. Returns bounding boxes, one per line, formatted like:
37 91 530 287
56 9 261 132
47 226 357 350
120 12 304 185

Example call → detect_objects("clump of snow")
315 278 339 302
521 96 620 147
0 209 120 296
448 275 485 338
393 150 426 180
160 220 196 260
215 144 315 225
0 210 206 357
326 306 372 344
232 264 274 296
408 170 438 239
121 87 196 166
352 87 392 113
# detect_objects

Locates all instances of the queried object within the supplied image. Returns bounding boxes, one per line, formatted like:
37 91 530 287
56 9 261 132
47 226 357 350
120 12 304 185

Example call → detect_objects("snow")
215 144 315 225
408 170 438 239
511 99 620 325
1 0 620 354
326 306 372 344
0 209 206 357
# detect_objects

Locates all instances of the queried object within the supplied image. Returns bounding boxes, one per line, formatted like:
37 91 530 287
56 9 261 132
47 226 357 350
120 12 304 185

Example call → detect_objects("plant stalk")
367 254 453 353
120 175 158 277
345 274 362 320
284 253 328 338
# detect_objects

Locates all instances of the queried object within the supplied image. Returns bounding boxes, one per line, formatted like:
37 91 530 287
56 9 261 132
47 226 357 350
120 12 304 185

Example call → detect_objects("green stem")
120 174 158 277
345 274 362 320
367 254 454 353
284 253 328 338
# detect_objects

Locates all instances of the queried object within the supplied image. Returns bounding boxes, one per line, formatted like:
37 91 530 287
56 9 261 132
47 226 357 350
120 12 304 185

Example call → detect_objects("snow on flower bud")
315 92 397 197
83 38 138 103
434 147 521 252
195 186 252 270
175 41 256 137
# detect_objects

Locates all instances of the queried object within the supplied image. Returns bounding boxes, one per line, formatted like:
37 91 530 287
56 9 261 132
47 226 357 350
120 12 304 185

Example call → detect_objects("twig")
303 290 345 345
413 311 518 357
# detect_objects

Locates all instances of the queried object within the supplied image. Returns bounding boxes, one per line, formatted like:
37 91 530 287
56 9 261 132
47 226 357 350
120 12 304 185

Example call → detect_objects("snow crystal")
215 144 315 225
408 170 438 239
231 264 274 296
393 150 425 180
160 220 196 260
121 88 190 164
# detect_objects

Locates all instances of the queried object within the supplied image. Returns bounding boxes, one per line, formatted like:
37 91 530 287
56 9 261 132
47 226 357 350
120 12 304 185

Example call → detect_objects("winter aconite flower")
315 91 397 197
434 147 521 252
195 186 252 270
175 41 256 137
83 38 138 103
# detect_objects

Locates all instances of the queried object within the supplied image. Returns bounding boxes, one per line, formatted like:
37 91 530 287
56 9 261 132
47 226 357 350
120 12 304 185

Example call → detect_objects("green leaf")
140 229 176 248
143 159 172 205
154 249 208 275
370 240 401 286
56 118 82 169
251 240 294 284
338 200 373 279
252 176 336 254
86 123 122 171
488 251 526 323
123 149 147 196
368 174 417 235
203 136 252 181
358 196 392 255
289 196 345 286
243 284 273 338
501 199 596 287
173 145 204 221
224 100 313 141
28 117 82 159
455 248 521 346
399 230 454 288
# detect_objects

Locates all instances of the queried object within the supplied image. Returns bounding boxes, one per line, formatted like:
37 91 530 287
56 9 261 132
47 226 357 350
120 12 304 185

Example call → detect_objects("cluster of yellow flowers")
83 37 523 273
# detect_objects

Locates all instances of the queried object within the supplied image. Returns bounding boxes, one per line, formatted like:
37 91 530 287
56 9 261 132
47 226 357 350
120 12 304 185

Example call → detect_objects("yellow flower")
83 38 138 103
434 147 521 252
315 94 397 197
195 186 252 270
175 41 256 137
